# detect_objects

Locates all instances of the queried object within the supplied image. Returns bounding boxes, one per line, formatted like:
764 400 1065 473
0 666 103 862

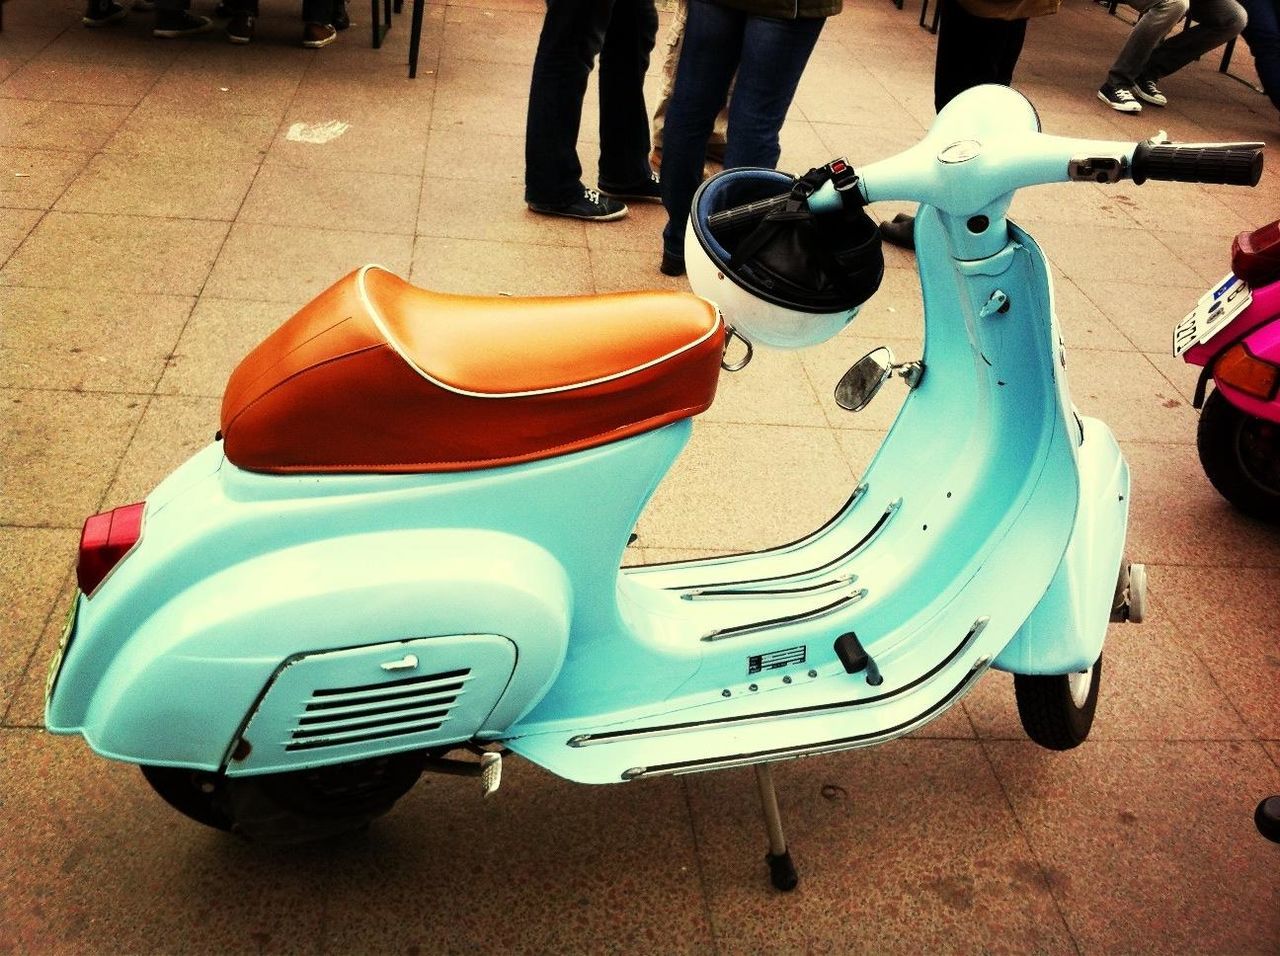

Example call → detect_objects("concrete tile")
700 346 829 429
431 59 532 138
0 286 194 392
439 6 541 66
203 222 414 306
264 107 430 174
0 529 77 722
964 617 1250 742
0 207 41 265
1033 222 1194 286
986 740 1280 955
5 581 77 728
55 153 258 221
157 297 286 398
1159 226 1252 287
143 64 303 117
105 395 221 507
0 388 146 527
239 164 420 235
410 236 595 295
418 178 587 246
1121 440 1280 568
318 761 714 954
0 211 228 296
103 100 280 163
1073 277 1208 354
1009 177 1143 230
582 200 666 254
1067 349 1198 443
1150 565 1280 739
1101 180 1255 235
1143 348 1201 405
1050 274 1133 351
0 100 132 151
0 731 329 953
0 58 162 106
0 147 91 211
637 420 855 552
588 246 689 294
811 121 930 169
424 127 524 184
687 744 1074 953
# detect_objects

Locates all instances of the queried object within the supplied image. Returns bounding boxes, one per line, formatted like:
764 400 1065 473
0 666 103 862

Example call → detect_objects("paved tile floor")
2 0 1279 952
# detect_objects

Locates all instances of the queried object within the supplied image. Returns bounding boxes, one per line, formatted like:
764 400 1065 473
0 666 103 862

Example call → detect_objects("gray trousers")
1108 0 1248 85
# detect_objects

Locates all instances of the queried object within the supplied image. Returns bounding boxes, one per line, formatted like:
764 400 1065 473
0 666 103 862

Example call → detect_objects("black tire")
140 751 426 844
1197 388 1280 524
140 765 235 832
1013 654 1102 751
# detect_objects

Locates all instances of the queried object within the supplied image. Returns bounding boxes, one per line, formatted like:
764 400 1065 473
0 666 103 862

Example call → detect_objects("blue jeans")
1108 0 1247 86
659 0 824 261
1240 0 1280 111
524 0 659 206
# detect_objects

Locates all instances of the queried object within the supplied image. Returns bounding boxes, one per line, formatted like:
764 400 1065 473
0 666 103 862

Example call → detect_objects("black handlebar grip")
1130 143 1263 186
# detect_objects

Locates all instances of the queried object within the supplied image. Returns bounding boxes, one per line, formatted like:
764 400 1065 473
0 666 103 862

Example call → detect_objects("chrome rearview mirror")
835 347 895 412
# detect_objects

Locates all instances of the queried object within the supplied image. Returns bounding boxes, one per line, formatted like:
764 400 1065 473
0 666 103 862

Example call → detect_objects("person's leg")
934 0 1027 111
1105 0 1188 86
597 0 659 190
1150 0 1249 77
525 0 614 206
659 0 744 266
721 14 824 169
651 0 689 155
1239 0 1280 110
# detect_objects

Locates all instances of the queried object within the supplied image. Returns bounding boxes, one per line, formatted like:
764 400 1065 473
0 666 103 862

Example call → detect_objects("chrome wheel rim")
1068 666 1094 709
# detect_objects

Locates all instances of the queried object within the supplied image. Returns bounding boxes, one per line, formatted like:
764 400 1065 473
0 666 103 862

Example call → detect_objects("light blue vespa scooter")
44 86 1262 889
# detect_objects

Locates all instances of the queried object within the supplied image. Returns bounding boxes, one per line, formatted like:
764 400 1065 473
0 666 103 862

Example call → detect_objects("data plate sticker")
748 646 806 675
1172 273 1252 356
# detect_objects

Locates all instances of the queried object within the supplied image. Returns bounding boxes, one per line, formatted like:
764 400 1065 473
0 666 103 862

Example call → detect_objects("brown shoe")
303 21 337 47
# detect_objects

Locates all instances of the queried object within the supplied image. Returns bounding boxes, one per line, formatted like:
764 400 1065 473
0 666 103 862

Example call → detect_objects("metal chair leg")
409 0 425 78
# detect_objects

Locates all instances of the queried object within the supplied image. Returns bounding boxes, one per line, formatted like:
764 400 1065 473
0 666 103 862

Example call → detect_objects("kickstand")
754 762 799 891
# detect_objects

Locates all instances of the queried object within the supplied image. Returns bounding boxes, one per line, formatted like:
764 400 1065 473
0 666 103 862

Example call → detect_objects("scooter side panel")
50 528 571 770
993 415 1129 675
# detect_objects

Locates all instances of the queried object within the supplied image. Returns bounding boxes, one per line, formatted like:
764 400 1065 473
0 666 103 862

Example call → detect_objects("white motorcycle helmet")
686 165 884 349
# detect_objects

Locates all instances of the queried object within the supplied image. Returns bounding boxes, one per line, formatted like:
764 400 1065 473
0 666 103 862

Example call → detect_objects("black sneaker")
83 1 127 25
879 212 915 251
1097 82 1142 113
153 11 213 36
598 170 661 204
529 187 628 222
1134 76 1168 107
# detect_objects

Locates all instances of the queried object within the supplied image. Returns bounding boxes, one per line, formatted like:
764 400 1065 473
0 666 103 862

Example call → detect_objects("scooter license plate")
44 597 79 705
1172 273 1252 356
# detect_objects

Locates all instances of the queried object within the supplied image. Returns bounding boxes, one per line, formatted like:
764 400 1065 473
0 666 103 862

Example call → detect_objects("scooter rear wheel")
140 751 427 843
1197 389 1280 524
1013 653 1102 751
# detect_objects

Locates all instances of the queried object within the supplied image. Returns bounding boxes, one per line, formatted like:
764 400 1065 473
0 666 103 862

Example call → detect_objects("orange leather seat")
221 266 725 473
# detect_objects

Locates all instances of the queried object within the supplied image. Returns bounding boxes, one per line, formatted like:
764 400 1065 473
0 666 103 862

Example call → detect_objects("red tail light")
77 502 145 595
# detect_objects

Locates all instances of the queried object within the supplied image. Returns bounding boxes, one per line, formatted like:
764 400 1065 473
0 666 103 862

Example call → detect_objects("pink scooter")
1176 220 1280 522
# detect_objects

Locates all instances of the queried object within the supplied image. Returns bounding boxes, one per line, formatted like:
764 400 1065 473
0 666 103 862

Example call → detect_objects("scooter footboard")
48 529 572 773
993 416 1130 675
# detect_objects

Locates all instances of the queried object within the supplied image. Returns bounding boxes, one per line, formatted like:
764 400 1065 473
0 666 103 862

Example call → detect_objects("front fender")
48 529 571 770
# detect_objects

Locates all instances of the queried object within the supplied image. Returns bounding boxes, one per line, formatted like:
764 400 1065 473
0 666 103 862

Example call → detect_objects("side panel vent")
286 668 472 751
232 635 517 775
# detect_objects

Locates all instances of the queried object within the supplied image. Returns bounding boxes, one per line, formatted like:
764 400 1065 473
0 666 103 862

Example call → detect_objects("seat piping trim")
356 264 723 400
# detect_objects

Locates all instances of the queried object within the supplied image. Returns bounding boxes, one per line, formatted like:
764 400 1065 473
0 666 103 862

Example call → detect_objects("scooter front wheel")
140 750 427 844
1013 653 1102 751
1197 389 1280 524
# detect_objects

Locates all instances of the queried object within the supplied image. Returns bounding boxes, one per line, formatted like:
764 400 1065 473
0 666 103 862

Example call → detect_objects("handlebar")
1130 142 1263 186
706 138 1264 237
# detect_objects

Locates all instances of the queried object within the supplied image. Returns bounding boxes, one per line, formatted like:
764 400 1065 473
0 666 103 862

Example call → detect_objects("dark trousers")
934 0 1028 112
524 0 659 205
1240 0 1280 110
659 0 824 258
